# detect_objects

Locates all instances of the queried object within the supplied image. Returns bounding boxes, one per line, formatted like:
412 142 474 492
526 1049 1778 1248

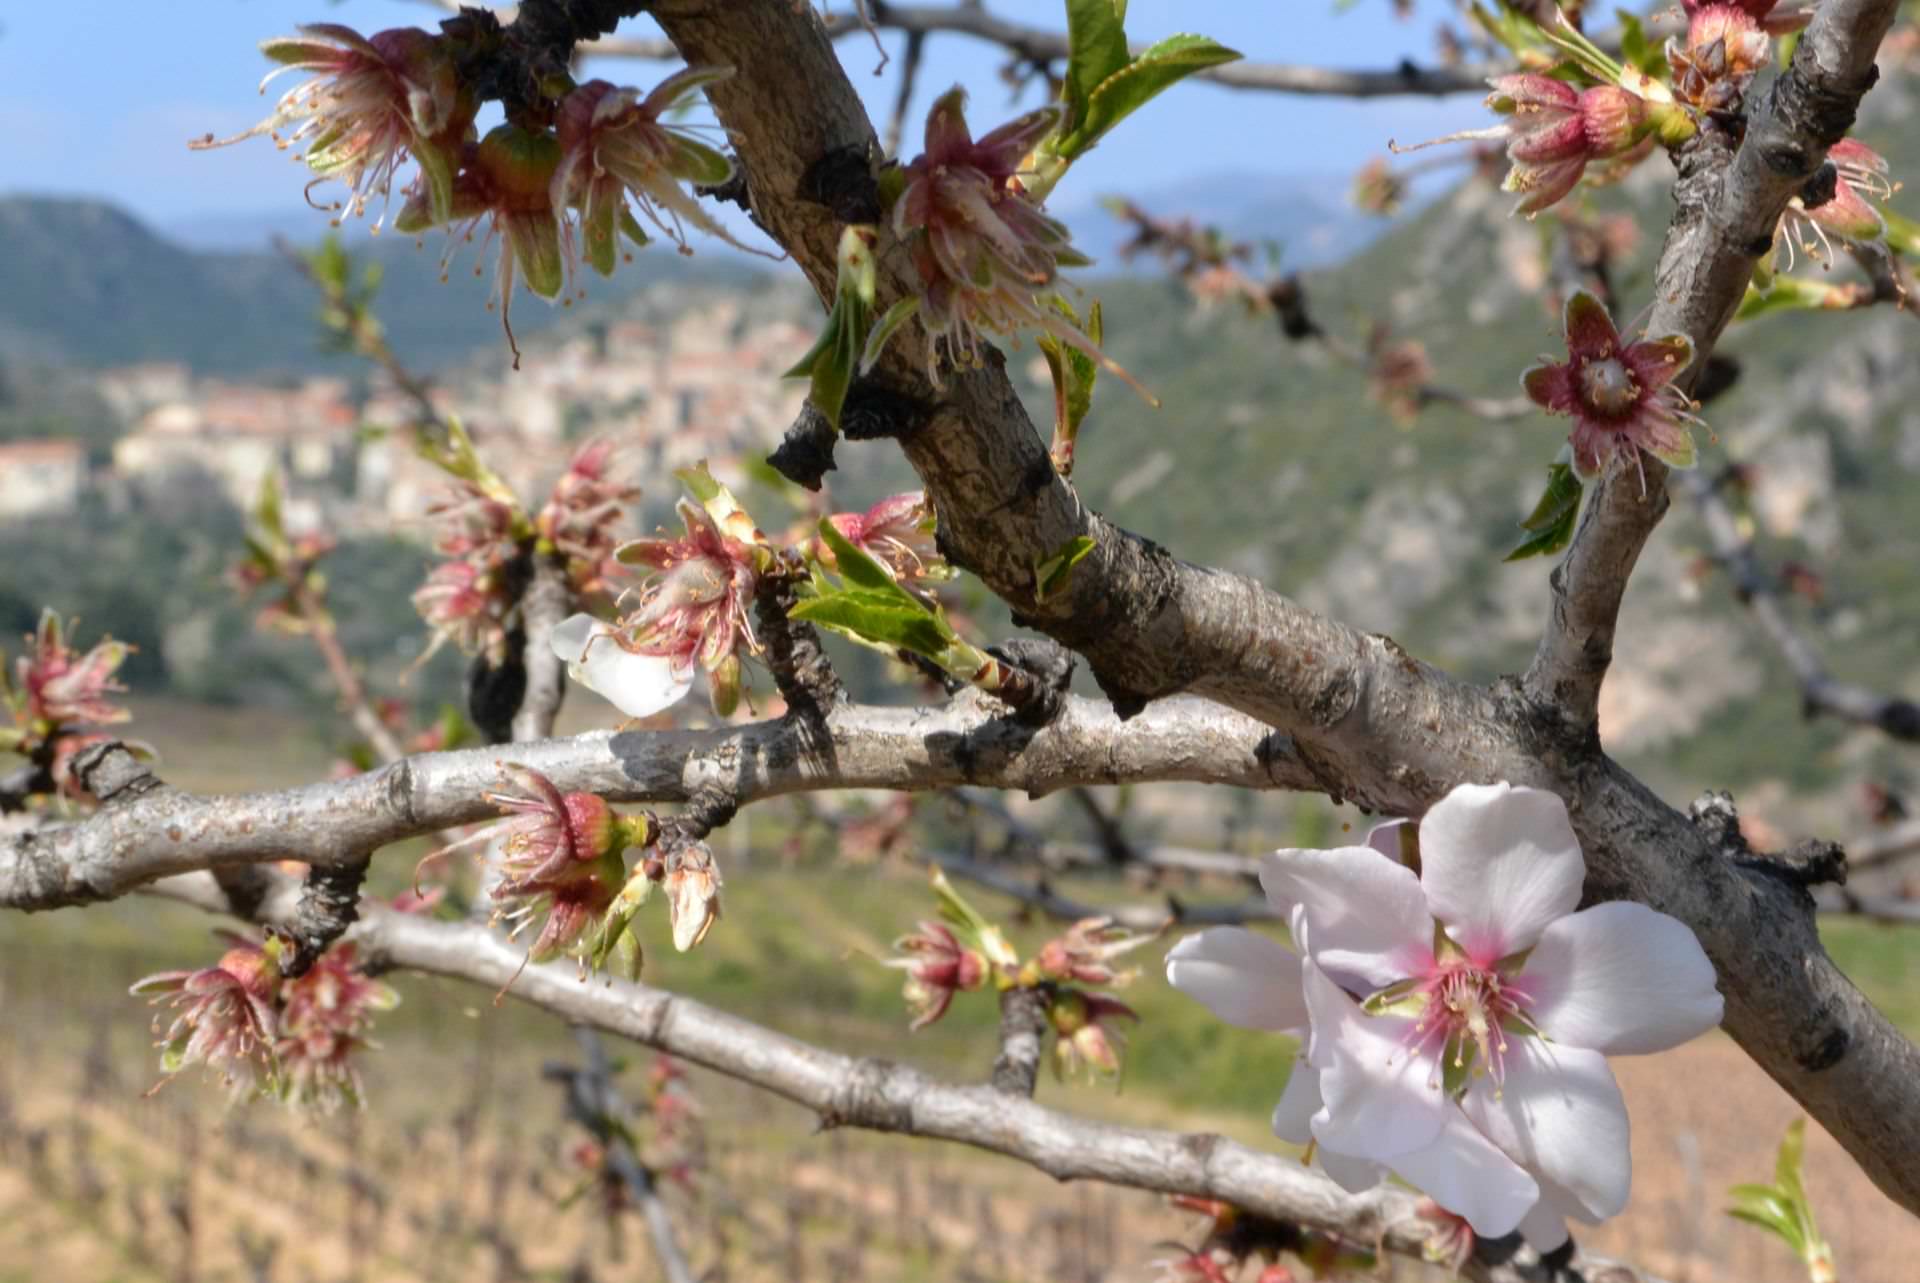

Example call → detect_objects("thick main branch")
0 694 1306 911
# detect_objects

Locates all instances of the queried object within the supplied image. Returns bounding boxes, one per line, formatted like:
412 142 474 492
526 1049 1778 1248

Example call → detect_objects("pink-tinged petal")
1318 1146 1386 1195
1505 112 1589 164
294 22 381 57
971 103 1062 174
1364 818 1413 864
1164 928 1308 1032
922 87 974 162
1302 962 1450 1161
1419 783 1584 961
1624 408 1697 472
1561 291 1621 362
1621 335 1694 393
1486 74 1580 113
1505 156 1586 217
1388 1112 1541 1240
1260 847 1434 988
1807 184 1886 241
640 65 734 118
1521 902 1723 1054
1271 1057 1321 1144
1567 417 1614 481
1522 362 1577 415
1462 1040 1630 1222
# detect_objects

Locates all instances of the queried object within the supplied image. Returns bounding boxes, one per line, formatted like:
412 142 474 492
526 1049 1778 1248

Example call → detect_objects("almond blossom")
275 942 400 1113
820 492 950 587
131 935 284 1100
891 88 1145 398
196 24 473 229
552 466 768 720
1780 139 1898 263
1169 783 1724 1251
1522 291 1703 489
883 919 988 1029
551 70 749 269
1394 76 1657 218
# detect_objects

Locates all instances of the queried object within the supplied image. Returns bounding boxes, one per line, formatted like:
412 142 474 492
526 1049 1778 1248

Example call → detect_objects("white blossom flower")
551 613 694 719
1166 783 1724 1250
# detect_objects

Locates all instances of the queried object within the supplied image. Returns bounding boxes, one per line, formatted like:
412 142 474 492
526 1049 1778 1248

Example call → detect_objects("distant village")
0 297 816 536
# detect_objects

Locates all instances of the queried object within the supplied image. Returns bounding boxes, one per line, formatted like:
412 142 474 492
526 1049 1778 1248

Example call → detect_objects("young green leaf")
1057 33 1241 161
1505 460 1584 562
784 225 880 431
1034 535 1097 602
1063 0 1134 134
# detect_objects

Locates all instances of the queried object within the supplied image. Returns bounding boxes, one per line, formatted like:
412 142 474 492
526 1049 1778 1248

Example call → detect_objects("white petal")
1420 783 1584 960
1388 1111 1540 1240
550 612 600 663
1516 1197 1571 1253
1318 1146 1385 1195
1302 960 1448 1160
552 615 694 719
1365 818 1412 862
1270 1057 1320 1143
1461 1038 1630 1222
1260 846 1433 989
1523 902 1723 1055
1165 928 1306 1032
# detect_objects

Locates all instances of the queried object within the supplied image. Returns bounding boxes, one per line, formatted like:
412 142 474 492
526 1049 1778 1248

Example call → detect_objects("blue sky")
0 1 1485 239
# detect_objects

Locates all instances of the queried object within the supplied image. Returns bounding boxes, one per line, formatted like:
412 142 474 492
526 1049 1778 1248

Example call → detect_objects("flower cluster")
130 934 398 1110
880 874 1152 1084
1523 290 1704 489
202 25 744 362
554 465 769 720
435 765 721 975
535 438 641 608
410 424 533 666
1167 782 1724 1249
891 89 1133 393
0 609 144 802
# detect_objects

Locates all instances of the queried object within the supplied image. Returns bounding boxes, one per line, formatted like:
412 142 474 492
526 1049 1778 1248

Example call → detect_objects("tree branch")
586 3 1494 98
0 694 1310 912
510 552 572 744
1683 468 1920 742
1525 0 1902 729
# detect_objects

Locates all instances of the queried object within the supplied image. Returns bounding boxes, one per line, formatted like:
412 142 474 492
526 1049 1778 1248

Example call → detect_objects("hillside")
0 195 760 374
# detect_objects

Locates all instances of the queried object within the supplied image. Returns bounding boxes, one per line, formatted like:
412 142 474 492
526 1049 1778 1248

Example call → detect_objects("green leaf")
1614 9 1664 76
790 592 952 656
1505 461 1584 562
1063 0 1134 133
860 296 921 375
1058 33 1241 160
1034 535 1096 602
817 517 912 594
784 226 879 430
